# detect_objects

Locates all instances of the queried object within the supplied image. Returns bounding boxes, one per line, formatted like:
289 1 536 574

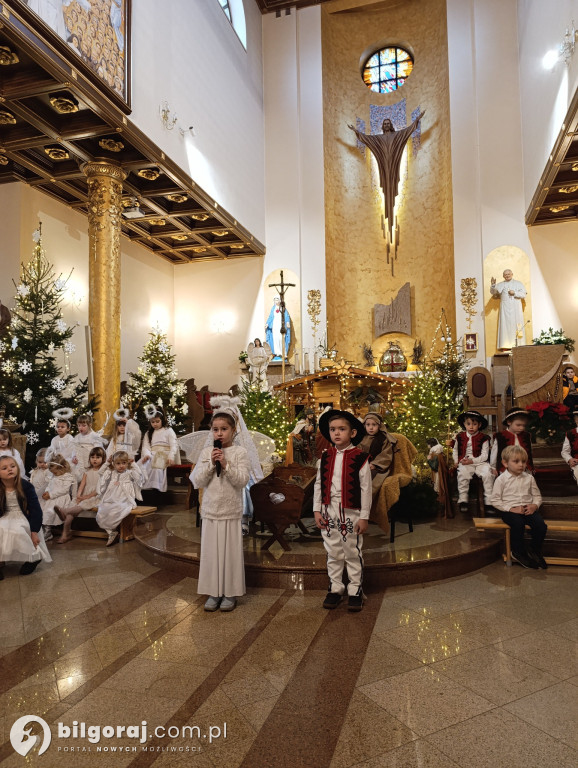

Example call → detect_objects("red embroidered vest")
454 431 489 462
319 446 368 509
494 430 534 473
565 429 578 457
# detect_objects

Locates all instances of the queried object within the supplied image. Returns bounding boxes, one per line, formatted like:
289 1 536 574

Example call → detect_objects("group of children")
0 406 180 579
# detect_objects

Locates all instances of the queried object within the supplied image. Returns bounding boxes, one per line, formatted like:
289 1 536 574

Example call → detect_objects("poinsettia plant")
526 401 571 444
532 328 575 353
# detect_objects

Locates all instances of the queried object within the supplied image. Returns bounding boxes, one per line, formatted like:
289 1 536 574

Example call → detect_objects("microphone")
214 439 222 477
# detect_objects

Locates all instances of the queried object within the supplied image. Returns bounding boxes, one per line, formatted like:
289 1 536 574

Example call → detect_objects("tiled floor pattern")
0 538 577 768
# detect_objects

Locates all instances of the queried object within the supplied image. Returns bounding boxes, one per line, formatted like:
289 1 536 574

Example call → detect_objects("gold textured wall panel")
322 0 455 363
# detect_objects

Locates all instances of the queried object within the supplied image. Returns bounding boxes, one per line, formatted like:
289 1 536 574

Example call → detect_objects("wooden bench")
473 517 578 567
71 506 157 542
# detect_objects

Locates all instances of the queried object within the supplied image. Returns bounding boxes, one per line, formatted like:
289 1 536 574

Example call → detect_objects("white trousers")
456 462 494 504
321 503 364 596
571 465 578 485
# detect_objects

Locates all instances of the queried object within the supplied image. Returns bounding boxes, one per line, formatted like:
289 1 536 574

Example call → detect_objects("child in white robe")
30 448 50 499
72 414 105 480
41 455 76 539
96 450 143 547
55 447 106 543
0 428 28 480
139 407 179 492
191 409 250 613
106 409 141 461
46 416 76 465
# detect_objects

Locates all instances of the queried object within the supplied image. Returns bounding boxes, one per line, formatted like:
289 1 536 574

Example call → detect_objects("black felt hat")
457 409 489 431
319 409 366 446
503 407 529 426
573 406 578 417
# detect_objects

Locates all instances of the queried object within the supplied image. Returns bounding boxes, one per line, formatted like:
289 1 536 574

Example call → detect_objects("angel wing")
263 341 272 358
178 432 210 464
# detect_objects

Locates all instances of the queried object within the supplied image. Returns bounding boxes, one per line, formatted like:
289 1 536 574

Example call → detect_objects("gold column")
82 161 126 430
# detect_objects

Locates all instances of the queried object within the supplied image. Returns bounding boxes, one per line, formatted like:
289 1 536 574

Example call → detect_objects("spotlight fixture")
121 196 146 219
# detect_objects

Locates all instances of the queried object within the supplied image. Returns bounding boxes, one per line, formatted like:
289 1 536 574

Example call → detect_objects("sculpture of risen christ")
348 112 425 240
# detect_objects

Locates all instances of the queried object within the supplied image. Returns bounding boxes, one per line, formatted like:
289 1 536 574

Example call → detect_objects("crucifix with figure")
268 270 295 383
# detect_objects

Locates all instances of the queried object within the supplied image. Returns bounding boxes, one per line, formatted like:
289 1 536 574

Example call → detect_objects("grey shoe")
204 596 221 612
106 531 119 547
220 596 237 612
43 526 53 541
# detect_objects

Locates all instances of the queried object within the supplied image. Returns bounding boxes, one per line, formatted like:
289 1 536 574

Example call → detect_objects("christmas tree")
238 380 295 456
423 309 468 403
125 328 188 434
0 226 95 465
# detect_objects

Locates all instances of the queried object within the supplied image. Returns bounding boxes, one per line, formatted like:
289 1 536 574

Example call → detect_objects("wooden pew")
473 517 578 566
70 506 157 542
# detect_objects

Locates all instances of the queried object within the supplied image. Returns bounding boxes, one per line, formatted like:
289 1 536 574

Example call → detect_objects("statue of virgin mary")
265 297 291 360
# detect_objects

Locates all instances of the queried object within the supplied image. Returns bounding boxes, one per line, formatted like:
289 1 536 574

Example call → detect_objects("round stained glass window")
362 47 414 93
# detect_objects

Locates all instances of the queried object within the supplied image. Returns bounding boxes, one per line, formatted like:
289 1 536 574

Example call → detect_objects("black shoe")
484 505 497 515
511 551 538 569
0 568 4 580
527 545 548 569
459 502 468 513
347 594 363 612
323 592 343 609
19 561 40 575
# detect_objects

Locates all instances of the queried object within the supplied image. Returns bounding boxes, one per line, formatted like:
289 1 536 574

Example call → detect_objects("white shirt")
561 428 577 464
452 433 489 466
491 469 542 513
313 444 372 520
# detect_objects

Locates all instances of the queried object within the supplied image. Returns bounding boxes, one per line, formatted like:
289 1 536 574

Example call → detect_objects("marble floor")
0 535 577 768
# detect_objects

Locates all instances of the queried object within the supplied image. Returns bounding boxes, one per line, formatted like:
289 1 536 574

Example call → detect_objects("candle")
304 352 310 373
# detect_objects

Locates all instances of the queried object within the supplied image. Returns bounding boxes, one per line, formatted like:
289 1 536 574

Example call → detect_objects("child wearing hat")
452 410 494 512
358 411 396 501
490 407 534 476
561 406 578 485
313 410 371 612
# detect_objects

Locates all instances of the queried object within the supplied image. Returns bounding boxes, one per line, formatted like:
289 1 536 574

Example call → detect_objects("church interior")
0 0 578 766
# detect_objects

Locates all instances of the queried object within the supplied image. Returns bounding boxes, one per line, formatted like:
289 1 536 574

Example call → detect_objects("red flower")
527 401 550 418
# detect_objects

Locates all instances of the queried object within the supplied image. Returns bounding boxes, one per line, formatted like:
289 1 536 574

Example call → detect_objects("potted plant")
526 401 571 444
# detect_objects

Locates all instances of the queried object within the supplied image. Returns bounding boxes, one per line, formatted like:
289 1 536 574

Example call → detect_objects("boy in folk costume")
490 407 534 475
314 410 371 612
452 410 494 512
561 407 578 485
358 411 396 501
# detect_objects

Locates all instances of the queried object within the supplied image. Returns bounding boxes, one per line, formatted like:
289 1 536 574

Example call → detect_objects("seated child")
72 414 105 480
426 438 444 492
452 410 494 512
490 407 534 475
491 445 547 569
30 448 50 499
0 427 27 479
291 410 316 466
96 450 143 547
46 415 76 465
41 455 76 541
313 409 371 612
55 447 107 543
561 406 578 485
562 366 578 412
358 412 396 500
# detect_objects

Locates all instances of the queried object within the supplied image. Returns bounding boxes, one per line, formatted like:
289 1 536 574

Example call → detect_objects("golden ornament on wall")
192 246 207 253
558 185 578 194
460 277 478 330
44 146 69 160
0 45 19 65
549 204 570 213
137 168 160 181
307 289 322 349
0 110 16 125
229 243 244 250
49 94 79 113
99 138 124 152
149 218 166 226
572 162 578 172
170 233 188 241
211 230 228 236
166 193 187 203
0 153 9 165
191 213 209 221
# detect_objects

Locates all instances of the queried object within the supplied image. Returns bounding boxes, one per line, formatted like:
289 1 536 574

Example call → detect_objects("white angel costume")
42 471 76 526
30 467 50 498
0 491 52 565
247 341 272 391
75 467 103 511
139 426 179 492
191 395 264 597
73 430 105 479
106 423 141 461
0 448 27 480
490 276 527 349
96 465 143 533
46 434 76 464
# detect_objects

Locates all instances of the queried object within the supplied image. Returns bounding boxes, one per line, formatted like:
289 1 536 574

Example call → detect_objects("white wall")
447 0 562 361
518 0 578 208
129 0 266 243
259 7 326 359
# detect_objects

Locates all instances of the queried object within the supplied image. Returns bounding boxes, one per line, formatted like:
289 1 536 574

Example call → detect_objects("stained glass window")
362 47 414 93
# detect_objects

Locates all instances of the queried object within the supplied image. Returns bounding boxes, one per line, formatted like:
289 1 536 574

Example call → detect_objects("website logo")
10 716 52 757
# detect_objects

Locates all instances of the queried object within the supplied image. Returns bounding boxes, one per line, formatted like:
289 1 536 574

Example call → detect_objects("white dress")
75 468 102 512
490 278 527 349
191 445 250 598
0 490 52 564
42 472 76 526
73 431 105 479
0 448 27 480
106 428 140 461
96 466 143 532
139 427 179 492
46 434 76 464
30 467 50 498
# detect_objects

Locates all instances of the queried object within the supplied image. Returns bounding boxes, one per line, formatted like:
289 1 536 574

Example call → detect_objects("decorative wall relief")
460 277 478 330
374 282 411 338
